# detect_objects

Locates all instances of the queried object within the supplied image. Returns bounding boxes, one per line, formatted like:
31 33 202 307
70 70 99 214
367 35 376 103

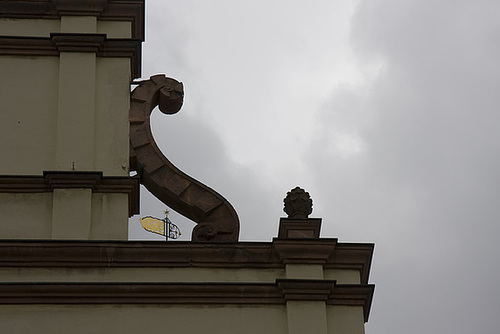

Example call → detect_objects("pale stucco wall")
0 17 131 175
0 18 61 37
0 16 133 239
0 264 368 334
324 269 361 284
287 265 361 284
97 20 132 38
0 304 288 334
0 193 53 238
0 53 131 175
94 57 131 176
327 305 366 334
90 193 129 240
0 55 59 175
0 267 285 283
0 266 362 285
0 192 129 240
0 303 366 334
287 301 329 334
0 16 131 176
286 264 324 279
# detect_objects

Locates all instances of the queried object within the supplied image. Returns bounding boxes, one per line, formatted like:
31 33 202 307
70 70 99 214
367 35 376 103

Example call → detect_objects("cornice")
273 238 338 265
325 243 375 288
328 284 375 322
0 0 145 40
0 34 141 78
0 172 139 216
0 280 374 321
0 239 373 284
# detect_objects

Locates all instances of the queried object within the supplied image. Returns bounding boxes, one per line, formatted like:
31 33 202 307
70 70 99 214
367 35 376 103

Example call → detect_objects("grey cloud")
134 1 500 333
308 1 500 333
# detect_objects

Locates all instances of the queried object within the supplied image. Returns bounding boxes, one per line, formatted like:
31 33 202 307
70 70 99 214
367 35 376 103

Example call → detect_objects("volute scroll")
130 75 240 242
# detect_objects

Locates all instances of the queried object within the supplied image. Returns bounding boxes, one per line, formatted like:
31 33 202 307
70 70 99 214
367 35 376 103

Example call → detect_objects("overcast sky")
128 1 500 333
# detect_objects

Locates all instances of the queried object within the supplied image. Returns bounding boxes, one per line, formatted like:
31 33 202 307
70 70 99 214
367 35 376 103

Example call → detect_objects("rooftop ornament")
129 75 240 242
279 187 321 238
283 186 313 219
140 209 181 241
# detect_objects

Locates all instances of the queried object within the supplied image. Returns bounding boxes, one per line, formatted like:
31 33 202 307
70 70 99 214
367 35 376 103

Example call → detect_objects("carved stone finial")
283 187 313 219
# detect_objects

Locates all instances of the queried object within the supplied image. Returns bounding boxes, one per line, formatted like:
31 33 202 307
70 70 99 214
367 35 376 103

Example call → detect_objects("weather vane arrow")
140 209 181 240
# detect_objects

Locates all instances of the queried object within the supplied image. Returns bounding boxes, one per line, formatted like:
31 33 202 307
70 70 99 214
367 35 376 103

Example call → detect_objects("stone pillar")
277 187 329 334
56 50 97 171
52 16 98 236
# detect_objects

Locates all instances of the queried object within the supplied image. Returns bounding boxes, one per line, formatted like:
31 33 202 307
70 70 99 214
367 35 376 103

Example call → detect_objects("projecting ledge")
0 172 139 216
0 280 374 321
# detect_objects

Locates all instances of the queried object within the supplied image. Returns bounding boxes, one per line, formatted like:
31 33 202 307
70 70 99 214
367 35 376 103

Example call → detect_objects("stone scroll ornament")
129 75 240 242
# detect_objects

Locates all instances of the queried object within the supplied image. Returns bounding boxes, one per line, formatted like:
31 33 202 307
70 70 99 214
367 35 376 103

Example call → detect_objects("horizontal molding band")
0 0 145 40
0 172 139 216
0 239 373 284
0 280 374 321
0 34 141 79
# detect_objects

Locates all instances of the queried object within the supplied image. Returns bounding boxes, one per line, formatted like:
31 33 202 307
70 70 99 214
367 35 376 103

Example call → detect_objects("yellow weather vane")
140 209 181 240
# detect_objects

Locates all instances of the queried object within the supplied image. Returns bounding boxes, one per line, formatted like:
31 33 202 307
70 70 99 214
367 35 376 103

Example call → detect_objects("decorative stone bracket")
129 75 240 242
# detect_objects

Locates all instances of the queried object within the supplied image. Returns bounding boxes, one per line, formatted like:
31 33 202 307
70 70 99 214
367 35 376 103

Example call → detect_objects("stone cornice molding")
326 243 375 285
273 238 338 265
51 33 106 52
277 279 336 301
0 172 139 216
327 283 375 318
0 0 145 40
0 34 141 78
0 239 373 284
0 280 374 321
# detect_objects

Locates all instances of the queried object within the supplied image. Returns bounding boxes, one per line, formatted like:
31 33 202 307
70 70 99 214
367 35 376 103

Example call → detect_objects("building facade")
0 1 374 333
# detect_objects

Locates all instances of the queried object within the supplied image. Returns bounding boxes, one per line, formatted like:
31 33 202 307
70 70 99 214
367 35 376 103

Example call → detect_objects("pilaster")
287 301 328 334
56 50 97 171
51 188 92 239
